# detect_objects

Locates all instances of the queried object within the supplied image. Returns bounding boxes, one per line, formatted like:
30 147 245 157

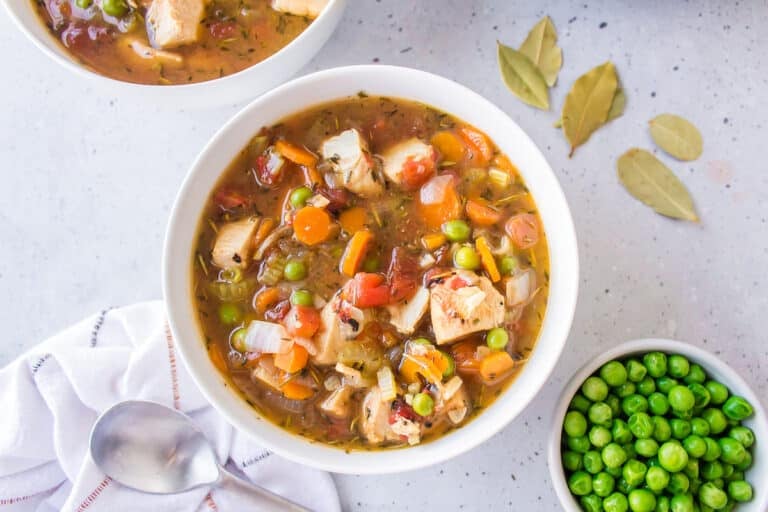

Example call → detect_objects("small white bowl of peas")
548 339 768 512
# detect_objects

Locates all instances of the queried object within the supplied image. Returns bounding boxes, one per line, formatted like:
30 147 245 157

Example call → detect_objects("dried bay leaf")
519 16 563 87
561 61 618 156
649 113 703 161
607 85 626 121
497 42 550 110
617 148 699 221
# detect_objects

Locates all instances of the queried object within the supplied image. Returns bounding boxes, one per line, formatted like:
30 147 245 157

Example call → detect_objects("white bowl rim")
547 338 768 511
163 64 580 474
2 0 342 90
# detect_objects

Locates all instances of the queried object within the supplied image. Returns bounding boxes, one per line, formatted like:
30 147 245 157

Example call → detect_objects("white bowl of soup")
3 0 346 107
163 65 579 473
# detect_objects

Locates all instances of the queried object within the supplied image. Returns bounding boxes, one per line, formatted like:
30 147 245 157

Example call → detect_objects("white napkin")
0 301 340 512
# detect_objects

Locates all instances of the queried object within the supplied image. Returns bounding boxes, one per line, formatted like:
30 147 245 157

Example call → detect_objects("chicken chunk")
211 217 260 269
439 380 471 425
271 0 328 18
429 270 505 345
359 386 399 444
320 129 383 198
319 385 354 419
505 268 536 307
385 286 430 335
146 0 205 49
380 138 436 187
312 293 371 365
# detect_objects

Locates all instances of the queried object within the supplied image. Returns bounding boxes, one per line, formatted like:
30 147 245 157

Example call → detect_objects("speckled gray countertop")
1 0 766 509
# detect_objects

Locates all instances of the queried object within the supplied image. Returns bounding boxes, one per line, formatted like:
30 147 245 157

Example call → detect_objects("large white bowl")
163 65 580 474
2 0 346 108
548 339 768 511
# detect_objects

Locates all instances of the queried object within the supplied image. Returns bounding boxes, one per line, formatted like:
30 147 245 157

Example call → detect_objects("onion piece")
419 174 453 205
442 375 464 401
243 320 293 354
253 225 292 261
505 268 536 307
377 366 397 402
293 336 318 356
335 363 375 388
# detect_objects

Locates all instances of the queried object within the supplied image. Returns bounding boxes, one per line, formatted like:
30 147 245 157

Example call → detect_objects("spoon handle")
218 467 311 511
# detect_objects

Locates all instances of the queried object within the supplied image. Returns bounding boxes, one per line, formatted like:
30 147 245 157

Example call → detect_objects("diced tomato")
401 154 436 190
343 273 391 308
505 213 540 249
209 21 238 40
387 247 419 302
214 188 247 210
446 275 472 290
283 305 321 338
264 299 291 322
254 148 285 187
389 399 418 424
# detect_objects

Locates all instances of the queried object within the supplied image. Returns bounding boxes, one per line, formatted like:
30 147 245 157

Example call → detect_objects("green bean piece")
589 425 613 448
602 443 628 469
601 360 628 387
603 492 629 512
727 480 753 502
728 425 754 448
653 416 672 442
593 471 615 497
568 470 593 496
643 352 668 378
702 437 721 462
698 482 728 509
717 438 746 465
704 380 729 405
626 359 647 383
622 394 649 416
682 435 706 458
562 450 583 472
636 376 656 396
582 376 610 402
612 419 633 444
690 417 710 437
648 392 670 416
441 219 471 242
627 488 656 512
658 441 689 472
683 363 706 384
645 466 669 492
634 438 659 458
701 408 727 435
628 412 654 439
722 396 753 421
583 450 604 474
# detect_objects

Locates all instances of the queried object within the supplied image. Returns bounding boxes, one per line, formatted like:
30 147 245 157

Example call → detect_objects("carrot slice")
479 351 515 383
421 232 447 251
255 287 280 314
338 206 368 234
466 199 502 227
274 345 309 373
281 380 314 400
459 127 493 165
275 139 318 167
303 166 323 187
293 206 333 246
251 217 275 254
399 354 443 384
340 229 374 277
430 131 466 162
475 236 501 283
209 345 227 373
451 340 481 375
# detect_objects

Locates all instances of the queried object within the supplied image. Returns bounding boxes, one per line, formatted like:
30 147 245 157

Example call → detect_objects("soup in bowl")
164 66 579 472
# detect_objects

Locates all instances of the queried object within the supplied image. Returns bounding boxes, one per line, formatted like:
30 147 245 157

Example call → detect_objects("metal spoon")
89 400 309 511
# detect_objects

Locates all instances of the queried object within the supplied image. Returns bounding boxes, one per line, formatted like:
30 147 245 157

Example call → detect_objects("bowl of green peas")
548 339 768 512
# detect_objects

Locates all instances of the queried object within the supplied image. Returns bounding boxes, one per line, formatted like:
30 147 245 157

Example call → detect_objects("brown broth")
33 0 311 85
192 96 550 449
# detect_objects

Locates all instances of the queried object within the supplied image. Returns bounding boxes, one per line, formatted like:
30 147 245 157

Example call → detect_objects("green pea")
628 489 656 512
687 383 710 409
726 470 744 483
568 435 591 454
701 408 728 434
603 492 629 512
668 385 695 412
728 426 754 448
568 470 593 496
583 450 604 474
616 478 633 495
589 402 613 427
440 351 455 378
657 376 679 394
453 246 480 270
645 466 669 492
635 438 659 458
658 441 689 472
486 327 509 350
665 354 689 377
702 437 721 462
362 256 380 272
290 289 314 306
704 380 729 405
564 410 588 437
441 219 471 242
655 495 670 512
606 394 621 417
653 416 672 442
727 480 753 502
683 459 699 480
499 255 518 275
289 186 313 208
102 0 128 16
580 494 603 512
283 259 307 281
669 493 693 512
722 396 753 421
570 393 592 413
412 392 434 416
616 381 637 398
668 472 689 494
218 303 242 325
75 0 92 7
622 459 647 487
648 392 670 415
734 450 752 471
593 471 615 497
601 360 628 387
622 394 649 416
670 419 691 440
643 352 668 378
230 327 247 352
582 376 610 402
682 435 706 458
629 412 654 439
602 443 628 469
623 443 637 461
690 417 710 437
683 364 706 385
701 460 724 481
626 359 647 383
717 438 746 465
698 482 728 509
637 376 656 396
612 419 633 444
562 450 582 472
721 463 734 479
589 426 613 448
